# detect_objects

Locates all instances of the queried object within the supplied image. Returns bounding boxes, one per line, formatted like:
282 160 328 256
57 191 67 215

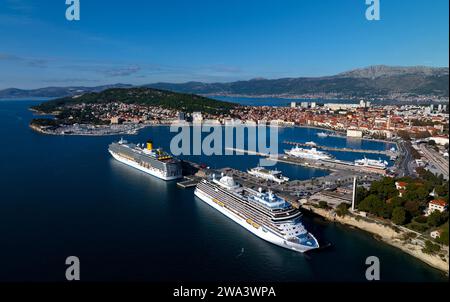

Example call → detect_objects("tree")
392 207 406 225
336 203 349 217
427 211 448 227
397 130 411 141
358 194 389 218
318 201 329 209
436 228 449 246
404 200 421 218
422 240 441 254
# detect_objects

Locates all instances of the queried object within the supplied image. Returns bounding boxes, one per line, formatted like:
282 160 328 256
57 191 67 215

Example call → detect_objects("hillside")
2 65 448 100
146 66 449 98
0 84 133 99
31 87 237 115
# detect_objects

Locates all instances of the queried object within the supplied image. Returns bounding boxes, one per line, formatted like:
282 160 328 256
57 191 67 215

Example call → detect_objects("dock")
177 176 202 188
283 140 395 156
224 147 388 175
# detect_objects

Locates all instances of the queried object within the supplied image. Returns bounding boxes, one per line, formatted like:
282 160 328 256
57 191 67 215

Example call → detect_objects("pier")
177 176 201 188
224 147 389 175
283 140 395 156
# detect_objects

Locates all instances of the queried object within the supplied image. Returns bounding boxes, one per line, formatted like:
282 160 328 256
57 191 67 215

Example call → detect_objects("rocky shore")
303 205 449 274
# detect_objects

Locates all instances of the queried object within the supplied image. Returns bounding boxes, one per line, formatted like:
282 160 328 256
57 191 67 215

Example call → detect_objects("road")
397 141 416 177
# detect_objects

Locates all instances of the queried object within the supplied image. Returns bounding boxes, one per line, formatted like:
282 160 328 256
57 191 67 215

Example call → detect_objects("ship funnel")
146 139 153 150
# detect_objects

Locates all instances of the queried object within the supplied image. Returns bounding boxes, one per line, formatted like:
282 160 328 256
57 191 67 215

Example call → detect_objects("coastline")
29 120 398 146
303 205 449 274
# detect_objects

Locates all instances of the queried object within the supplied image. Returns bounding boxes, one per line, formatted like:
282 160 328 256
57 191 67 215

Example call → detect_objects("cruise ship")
247 166 289 184
354 157 388 170
194 175 319 253
285 146 333 160
108 138 182 180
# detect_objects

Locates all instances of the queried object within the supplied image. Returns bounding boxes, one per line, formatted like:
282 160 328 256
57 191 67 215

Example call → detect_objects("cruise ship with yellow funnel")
108 138 182 180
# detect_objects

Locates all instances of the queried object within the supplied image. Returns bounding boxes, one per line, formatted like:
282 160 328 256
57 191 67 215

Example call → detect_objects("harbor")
1 101 447 282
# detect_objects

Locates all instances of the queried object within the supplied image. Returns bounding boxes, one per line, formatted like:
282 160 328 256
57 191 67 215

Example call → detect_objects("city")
0 0 448 297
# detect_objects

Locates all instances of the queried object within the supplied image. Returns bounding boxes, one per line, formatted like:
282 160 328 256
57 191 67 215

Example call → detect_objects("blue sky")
0 0 448 89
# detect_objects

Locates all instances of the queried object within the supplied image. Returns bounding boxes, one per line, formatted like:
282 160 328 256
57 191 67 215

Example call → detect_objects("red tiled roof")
430 199 448 207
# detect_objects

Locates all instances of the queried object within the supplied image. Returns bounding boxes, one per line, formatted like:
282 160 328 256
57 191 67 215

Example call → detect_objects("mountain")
1 66 448 99
145 66 449 98
0 84 133 99
336 65 448 78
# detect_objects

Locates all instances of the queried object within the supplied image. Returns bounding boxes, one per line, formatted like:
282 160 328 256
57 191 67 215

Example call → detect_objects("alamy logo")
169 120 279 167
66 0 80 21
65 256 80 281
365 0 380 21
365 256 380 281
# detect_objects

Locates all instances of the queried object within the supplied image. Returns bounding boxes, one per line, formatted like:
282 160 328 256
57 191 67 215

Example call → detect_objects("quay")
283 140 396 157
224 147 389 175
177 176 201 188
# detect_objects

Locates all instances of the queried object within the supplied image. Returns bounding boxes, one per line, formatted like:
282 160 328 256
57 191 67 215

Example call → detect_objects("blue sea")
0 100 446 282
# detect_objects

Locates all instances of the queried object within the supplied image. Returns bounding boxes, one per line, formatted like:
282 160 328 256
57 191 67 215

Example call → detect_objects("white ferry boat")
194 175 319 253
317 132 329 138
247 166 289 184
354 157 388 170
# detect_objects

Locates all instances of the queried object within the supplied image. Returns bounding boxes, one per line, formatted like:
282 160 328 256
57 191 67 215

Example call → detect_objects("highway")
396 141 416 177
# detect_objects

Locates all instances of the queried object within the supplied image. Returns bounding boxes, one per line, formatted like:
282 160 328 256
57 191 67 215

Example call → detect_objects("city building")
430 135 449 146
192 112 203 123
347 129 363 138
426 199 448 216
430 230 442 239
178 111 186 121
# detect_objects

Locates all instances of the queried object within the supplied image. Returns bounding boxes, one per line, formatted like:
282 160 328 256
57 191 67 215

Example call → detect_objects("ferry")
194 174 319 253
108 138 182 180
247 166 289 184
354 157 388 170
285 146 333 160
317 132 329 138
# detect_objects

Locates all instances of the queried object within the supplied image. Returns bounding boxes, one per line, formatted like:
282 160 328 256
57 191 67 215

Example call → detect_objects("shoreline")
29 121 398 146
303 205 449 274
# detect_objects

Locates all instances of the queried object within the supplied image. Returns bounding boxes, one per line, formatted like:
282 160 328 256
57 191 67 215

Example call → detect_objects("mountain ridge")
1 65 448 99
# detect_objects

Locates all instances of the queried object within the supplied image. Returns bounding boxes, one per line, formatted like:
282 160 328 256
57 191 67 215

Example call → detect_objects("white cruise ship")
109 138 182 181
247 166 289 184
285 146 333 160
194 175 319 253
354 157 388 170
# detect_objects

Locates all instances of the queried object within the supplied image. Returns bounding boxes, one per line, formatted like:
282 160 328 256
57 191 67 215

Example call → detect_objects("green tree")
358 194 389 218
336 203 349 217
436 228 449 246
404 200 421 218
422 240 441 254
427 211 448 227
392 207 406 225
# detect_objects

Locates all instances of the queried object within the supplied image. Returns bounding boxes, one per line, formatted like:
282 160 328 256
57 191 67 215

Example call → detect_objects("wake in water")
236 248 245 258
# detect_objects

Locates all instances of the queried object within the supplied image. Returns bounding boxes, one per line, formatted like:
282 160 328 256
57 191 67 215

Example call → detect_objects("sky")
0 0 448 89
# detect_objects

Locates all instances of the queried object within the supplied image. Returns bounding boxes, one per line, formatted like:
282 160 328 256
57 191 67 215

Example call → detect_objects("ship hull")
194 188 317 253
109 150 181 181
